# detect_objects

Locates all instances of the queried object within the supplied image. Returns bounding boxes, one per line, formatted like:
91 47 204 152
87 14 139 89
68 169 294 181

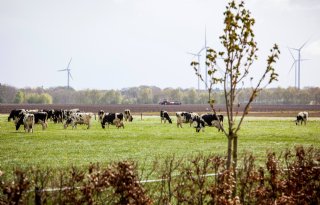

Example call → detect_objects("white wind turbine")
58 58 73 89
188 28 209 91
288 40 310 89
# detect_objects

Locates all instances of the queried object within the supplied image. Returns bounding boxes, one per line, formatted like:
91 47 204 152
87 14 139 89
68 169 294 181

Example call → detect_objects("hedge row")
1 146 319 204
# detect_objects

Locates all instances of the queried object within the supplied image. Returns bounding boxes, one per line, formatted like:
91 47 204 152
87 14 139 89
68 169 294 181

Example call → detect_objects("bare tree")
191 0 280 190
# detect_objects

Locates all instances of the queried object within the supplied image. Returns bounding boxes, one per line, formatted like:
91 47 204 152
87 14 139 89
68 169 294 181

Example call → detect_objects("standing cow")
295 111 308 125
15 111 47 131
64 112 93 129
53 110 64 123
176 111 199 128
15 111 35 133
23 114 35 133
160 110 172 124
194 113 224 132
30 111 48 130
41 109 55 121
101 113 124 129
8 109 25 122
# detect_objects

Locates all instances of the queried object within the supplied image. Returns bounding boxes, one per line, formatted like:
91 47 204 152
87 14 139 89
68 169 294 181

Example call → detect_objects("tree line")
0 83 319 105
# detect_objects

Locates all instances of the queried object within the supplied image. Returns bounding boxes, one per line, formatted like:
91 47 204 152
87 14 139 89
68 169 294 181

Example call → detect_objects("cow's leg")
40 120 45 130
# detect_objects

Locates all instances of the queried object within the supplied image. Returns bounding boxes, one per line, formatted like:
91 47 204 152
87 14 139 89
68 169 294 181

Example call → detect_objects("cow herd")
7 108 134 132
161 110 224 132
6 108 309 133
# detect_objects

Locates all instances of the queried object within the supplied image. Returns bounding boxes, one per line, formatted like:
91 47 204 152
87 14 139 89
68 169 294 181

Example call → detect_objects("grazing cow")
194 113 224 132
64 112 93 129
160 110 172 124
53 110 64 123
64 108 80 120
124 109 133 122
8 109 25 122
101 113 124 129
176 112 199 128
33 112 48 130
42 109 54 121
15 111 48 130
15 112 35 133
295 111 308 125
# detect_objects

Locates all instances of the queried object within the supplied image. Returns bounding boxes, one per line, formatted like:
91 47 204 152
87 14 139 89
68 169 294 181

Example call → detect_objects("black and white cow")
176 111 199 128
32 112 48 130
160 110 172 124
23 113 35 133
98 110 105 122
16 111 48 130
295 111 308 125
8 109 25 122
64 112 93 129
53 110 64 123
101 113 124 129
15 112 35 133
41 109 55 121
194 113 224 132
63 108 80 120
124 109 133 122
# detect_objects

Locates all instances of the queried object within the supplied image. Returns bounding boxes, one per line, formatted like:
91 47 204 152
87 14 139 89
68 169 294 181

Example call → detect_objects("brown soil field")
1 104 320 117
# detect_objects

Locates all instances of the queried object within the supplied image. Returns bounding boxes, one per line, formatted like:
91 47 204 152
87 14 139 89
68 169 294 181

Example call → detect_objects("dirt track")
1 104 320 117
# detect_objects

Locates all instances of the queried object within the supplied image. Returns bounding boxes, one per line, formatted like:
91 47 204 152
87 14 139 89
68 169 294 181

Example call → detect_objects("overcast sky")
0 0 319 90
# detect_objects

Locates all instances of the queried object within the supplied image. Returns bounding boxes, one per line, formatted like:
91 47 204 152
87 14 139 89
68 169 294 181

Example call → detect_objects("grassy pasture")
0 114 319 174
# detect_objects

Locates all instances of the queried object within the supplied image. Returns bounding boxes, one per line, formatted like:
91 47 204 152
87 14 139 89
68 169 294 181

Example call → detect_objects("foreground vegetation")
1 146 319 204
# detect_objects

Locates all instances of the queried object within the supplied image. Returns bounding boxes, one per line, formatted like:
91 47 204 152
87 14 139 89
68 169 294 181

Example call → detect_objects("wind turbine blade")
287 47 296 60
288 47 299 51
58 69 67 72
288 62 296 74
69 72 73 80
187 52 201 57
66 58 72 69
299 39 310 50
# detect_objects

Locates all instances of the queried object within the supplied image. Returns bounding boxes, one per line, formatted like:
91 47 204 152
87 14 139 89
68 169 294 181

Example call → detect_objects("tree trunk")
232 133 238 196
226 134 233 169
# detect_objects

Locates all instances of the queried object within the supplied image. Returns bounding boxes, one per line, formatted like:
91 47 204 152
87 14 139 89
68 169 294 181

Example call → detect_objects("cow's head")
295 115 302 125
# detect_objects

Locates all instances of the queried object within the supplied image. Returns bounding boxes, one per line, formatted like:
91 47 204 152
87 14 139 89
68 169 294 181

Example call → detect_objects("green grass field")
0 114 319 174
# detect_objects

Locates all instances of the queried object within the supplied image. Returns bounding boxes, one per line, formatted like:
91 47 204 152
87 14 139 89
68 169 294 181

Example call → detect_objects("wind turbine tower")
58 58 73 89
288 40 309 89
